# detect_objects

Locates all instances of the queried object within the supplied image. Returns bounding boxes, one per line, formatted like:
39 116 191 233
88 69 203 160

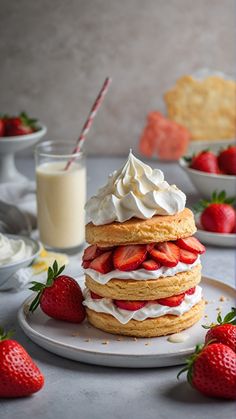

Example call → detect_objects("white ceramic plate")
18 276 235 368
195 229 236 248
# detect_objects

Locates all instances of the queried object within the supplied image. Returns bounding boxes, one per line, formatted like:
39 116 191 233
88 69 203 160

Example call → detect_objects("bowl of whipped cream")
0 233 41 290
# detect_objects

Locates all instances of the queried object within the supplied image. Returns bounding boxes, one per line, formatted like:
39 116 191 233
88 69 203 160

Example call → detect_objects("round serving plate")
18 276 235 368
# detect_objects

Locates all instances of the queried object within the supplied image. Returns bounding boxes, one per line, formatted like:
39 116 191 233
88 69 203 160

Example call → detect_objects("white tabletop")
0 156 235 419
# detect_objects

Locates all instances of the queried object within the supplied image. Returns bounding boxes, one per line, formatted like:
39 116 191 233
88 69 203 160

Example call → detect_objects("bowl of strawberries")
0 112 47 183
179 145 236 198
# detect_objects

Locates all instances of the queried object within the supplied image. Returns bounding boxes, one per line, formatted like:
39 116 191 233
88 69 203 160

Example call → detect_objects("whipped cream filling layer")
84 256 200 284
85 150 186 225
83 286 202 324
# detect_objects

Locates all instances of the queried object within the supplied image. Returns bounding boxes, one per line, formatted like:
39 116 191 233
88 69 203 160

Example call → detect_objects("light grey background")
0 0 235 155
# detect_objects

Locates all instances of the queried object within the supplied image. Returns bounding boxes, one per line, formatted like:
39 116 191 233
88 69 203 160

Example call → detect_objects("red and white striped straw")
65 77 112 170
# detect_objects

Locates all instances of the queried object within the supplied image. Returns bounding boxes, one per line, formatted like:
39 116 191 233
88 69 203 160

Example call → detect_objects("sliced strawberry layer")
113 244 147 271
176 237 206 254
141 259 161 270
179 248 198 264
89 251 113 274
114 300 147 311
156 293 185 307
185 287 196 295
82 260 91 269
148 242 180 267
90 291 103 299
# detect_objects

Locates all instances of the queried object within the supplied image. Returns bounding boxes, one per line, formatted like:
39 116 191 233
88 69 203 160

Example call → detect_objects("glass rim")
35 140 84 159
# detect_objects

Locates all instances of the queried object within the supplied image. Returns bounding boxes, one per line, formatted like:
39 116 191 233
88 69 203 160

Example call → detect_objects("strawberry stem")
194 190 235 214
202 307 236 329
29 260 65 313
0 326 15 341
177 343 204 383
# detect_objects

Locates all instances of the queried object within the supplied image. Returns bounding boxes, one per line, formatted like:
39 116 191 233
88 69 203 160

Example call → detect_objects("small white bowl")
0 235 41 290
179 158 236 199
195 229 236 248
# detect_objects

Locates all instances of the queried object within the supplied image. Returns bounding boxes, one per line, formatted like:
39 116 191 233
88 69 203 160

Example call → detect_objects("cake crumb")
144 342 150 346
116 337 123 341
84 338 91 342
133 337 138 342
216 307 222 312
102 340 109 345
219 296 226 302
71 332 80 337
204 300 208 305
204 315 208 318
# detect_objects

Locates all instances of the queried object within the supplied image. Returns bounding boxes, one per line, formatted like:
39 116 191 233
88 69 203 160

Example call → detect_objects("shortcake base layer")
86 208 196 247
85 299 205 337
85 264 201 300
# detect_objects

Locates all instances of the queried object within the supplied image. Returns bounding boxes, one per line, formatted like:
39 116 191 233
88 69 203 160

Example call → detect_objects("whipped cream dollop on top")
85 151 186 225
0 234 32 266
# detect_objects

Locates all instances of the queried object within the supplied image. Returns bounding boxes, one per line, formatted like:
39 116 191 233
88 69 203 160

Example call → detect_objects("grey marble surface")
0 156 235 419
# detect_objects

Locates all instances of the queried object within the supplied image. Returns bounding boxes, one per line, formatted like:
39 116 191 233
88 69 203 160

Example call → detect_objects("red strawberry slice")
114 300 147 311
113 245 147 271
90 291 103 299
179 248 198 264
156 293 185 307
185 287 196 295
176 237 205 254
83 245 103 261
82 260 91 269
141 259 161 270
148 242 180 267
89 251 113 274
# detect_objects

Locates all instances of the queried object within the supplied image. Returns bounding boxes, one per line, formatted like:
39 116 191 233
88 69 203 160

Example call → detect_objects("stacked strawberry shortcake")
82 152 205 337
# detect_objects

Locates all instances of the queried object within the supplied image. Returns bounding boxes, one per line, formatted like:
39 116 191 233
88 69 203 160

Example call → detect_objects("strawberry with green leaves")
4 111 39 136
29 261 86 323
0 327 44 398
178 342 236 399
186 150 220 174
194 190 236 233
203 308 236 352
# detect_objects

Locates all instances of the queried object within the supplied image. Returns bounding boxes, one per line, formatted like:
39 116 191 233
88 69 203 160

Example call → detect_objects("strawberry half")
179 248 198 264
141 259 161 270
114 300 147 311
176 237 205 254
148 242 180 267
82 244 103 261
89 251 113 274
156 293 185 307
113 245 147 271
90 291 103 299
185 287 196 295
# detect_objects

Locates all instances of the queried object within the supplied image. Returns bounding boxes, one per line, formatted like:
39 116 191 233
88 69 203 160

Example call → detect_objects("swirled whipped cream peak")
86 151 186 225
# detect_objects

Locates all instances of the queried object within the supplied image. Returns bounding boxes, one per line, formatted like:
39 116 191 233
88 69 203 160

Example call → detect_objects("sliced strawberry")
90 291 103 299
141 259 161 270
89 251 113 274
114 300 147 311
82 260 91 269
148 242 180 267
185 287 196 295
83 245 103 261
156 293 185 307
113 245 147 271
176 237 205 254
179 248 198 264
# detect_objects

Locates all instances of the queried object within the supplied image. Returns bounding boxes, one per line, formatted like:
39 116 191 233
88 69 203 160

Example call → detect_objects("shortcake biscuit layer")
86 299 205 337
86 208 196 247
85 264 201 300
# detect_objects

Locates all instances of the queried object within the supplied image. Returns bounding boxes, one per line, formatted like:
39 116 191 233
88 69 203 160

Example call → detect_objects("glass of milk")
35 141 86 251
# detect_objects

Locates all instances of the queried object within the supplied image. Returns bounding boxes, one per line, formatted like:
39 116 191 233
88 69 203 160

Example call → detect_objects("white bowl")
0 123 47 183
179 158 236 199
195 229 236 248
0 235 41 290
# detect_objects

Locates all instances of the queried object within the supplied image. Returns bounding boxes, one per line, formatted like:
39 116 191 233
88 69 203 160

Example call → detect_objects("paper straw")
65 77 112 170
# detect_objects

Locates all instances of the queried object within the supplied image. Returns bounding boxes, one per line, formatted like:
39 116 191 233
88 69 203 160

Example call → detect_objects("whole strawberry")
195 191 236 233
0 117 5 136
178 343 236 399
189 150 220 174
218 146 236 175
29 261 86 323
204 308 236 352
0 327 44 398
